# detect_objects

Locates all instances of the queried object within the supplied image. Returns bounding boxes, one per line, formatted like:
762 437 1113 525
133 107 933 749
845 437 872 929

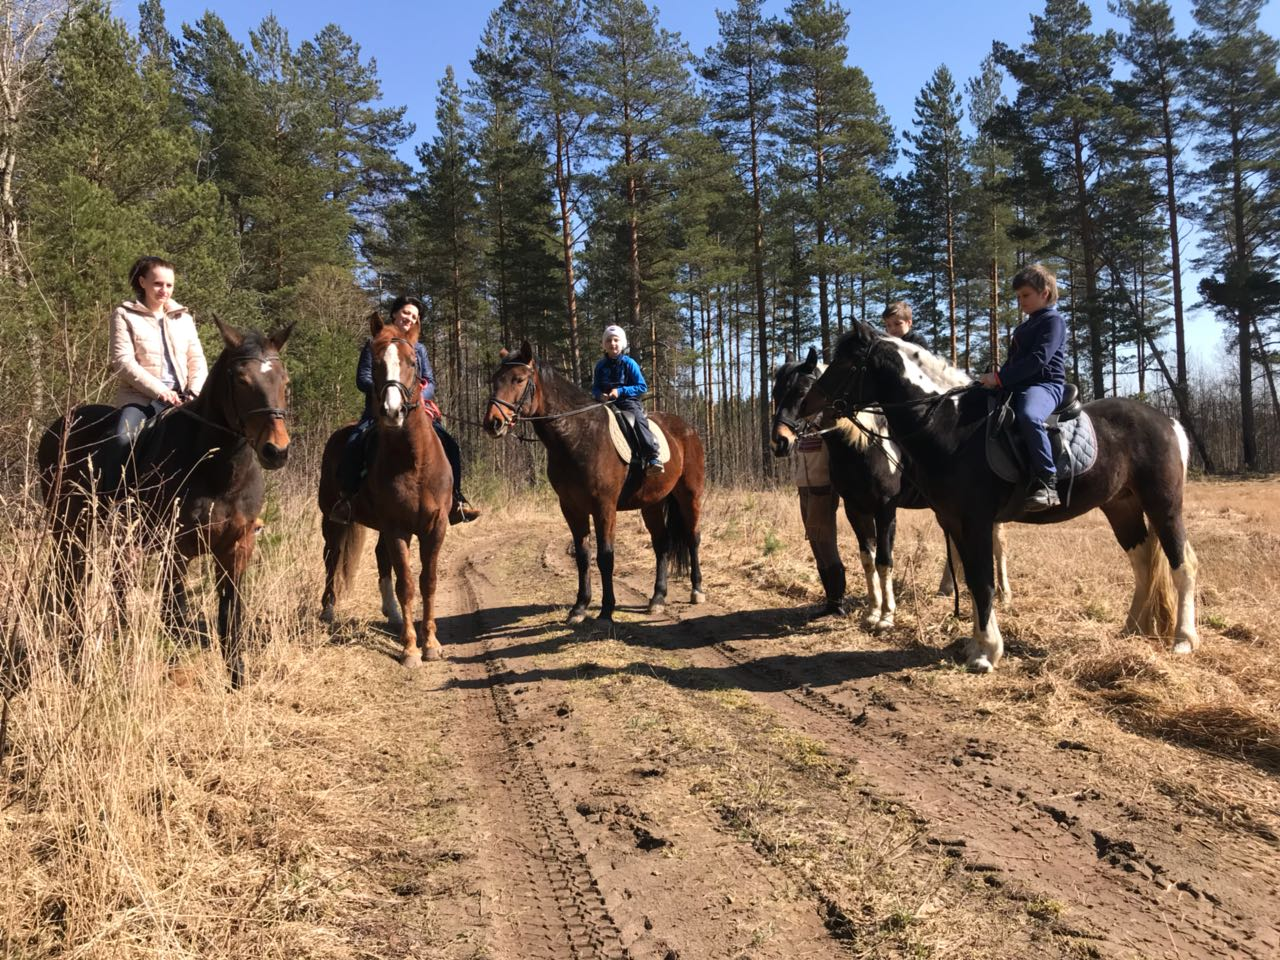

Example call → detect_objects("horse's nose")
260 442 289 469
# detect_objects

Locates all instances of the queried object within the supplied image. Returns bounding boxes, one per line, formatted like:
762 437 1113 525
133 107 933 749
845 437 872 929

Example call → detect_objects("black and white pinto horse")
772 347 1009 629
799 322 1199 672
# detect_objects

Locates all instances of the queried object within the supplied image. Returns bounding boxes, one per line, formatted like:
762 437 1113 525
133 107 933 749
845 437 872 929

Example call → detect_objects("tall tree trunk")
553 113 581 383
1159 88 1188 396
1251 319 1280 431
1231 125 1257 469
748 62 770 478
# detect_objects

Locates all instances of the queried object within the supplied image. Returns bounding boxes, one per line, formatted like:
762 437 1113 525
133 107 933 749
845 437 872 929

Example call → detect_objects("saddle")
606 407 671 467
986 383 1097 516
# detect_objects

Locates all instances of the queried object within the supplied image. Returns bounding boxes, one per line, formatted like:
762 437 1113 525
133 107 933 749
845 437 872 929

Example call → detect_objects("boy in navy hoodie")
592 324 663 475
979 264 1067 511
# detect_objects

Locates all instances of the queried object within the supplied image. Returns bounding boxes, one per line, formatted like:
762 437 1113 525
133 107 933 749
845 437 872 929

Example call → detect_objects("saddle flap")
607 407 670 465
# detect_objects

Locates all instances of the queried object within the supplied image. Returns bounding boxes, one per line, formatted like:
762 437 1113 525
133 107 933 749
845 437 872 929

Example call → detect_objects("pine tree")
995 0 1115 397
905 65 967 364
701 0 778 470
1187 0 1280 470
583 0 698 399
420 66 485 394
511 0 591 382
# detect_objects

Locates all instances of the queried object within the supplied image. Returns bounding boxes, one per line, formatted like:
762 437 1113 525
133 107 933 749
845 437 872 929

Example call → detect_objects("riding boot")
449 493 481 525
1022 473 1060 512
817 563 846 615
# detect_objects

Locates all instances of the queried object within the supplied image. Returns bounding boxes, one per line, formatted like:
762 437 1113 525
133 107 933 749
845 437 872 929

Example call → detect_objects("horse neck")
530 370 605 456
870 367 965 466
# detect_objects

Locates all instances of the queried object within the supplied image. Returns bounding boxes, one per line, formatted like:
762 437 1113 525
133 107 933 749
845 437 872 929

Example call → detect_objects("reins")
486 359 616 434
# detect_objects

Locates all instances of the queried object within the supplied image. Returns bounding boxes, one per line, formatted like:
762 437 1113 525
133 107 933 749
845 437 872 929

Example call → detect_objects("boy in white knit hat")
591 324 663 474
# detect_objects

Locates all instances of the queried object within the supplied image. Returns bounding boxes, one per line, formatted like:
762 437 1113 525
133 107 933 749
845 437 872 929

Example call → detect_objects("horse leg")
381 535 417 667
1102 494 1159 637
418 523 446 661
1145 499 1200 654
562 502 592 624
214 528 255 690
847 507 881 630
872 506 897 630
801 485 845 615
641 504 669 615
993 523 1012 605
957 524 1001 672
376 534 402 627
672 480 705 605
937 528 960 597
319 518 342 624
161 554 192 638
594 507 618 624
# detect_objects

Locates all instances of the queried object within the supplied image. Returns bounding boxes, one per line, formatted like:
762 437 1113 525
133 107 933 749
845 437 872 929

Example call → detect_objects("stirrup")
450 501 480 525
328 497 354 525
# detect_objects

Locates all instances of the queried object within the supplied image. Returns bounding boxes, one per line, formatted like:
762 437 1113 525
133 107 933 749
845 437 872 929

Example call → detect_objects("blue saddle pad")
986 402 1098 486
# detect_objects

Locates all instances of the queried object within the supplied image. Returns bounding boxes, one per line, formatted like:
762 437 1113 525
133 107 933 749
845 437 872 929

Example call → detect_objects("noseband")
488 359 536 428
379 337 421 416
772 368 822 435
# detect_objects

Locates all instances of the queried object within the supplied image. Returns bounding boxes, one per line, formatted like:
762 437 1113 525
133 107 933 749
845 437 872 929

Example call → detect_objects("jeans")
103 402 159 491
1012 382 1065 479
613 396 660 461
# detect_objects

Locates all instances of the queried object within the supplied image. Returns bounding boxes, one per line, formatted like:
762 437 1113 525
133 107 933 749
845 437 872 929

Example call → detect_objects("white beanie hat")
602 324 627 351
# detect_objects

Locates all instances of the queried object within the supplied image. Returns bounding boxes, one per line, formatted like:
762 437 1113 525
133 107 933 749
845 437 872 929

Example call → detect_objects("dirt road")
299 504 1279 960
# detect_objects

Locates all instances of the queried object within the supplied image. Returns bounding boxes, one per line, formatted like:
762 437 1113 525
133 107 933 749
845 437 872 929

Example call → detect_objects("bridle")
174 352 288 441
771 366 822 436
378 337 421 416
487 358 537 429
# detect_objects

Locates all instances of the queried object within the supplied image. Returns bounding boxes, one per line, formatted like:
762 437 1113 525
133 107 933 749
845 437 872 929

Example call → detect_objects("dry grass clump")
0 467 342 958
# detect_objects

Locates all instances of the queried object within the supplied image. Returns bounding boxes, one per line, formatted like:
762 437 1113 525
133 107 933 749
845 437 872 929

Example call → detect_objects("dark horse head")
771 346 823 459
484 340 540 437
208 315 293 469
366 311 422 430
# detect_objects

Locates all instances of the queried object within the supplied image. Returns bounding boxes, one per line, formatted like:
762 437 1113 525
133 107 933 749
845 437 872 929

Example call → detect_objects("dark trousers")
340 417 465 501
1012 382 1064 479
614 396 659 461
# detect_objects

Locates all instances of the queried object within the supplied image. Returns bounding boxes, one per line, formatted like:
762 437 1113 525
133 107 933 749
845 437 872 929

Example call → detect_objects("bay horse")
317 315 451 666
37 316 292 688
484 341 705 624
799 321 1198 672
771 346 1009 628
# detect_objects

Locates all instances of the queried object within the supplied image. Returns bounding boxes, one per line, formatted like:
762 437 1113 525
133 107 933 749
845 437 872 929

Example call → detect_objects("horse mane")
833 328 971 392
531 360 606 448
828 410 887 451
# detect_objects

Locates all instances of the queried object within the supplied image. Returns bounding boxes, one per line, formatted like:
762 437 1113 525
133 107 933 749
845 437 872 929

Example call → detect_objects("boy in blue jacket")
592 324 663 475
978 264 1067 511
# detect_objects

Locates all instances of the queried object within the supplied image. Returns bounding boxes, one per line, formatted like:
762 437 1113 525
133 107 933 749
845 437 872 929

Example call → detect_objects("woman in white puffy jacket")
103 256 208 490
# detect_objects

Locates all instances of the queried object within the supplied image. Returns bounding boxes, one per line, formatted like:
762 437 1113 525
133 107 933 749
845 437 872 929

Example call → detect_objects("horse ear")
804 346 818 368
267 321 295 352
518 339 534 363
784 351 794 364
499 347 510 360
212 314 243 348
367 311 384 336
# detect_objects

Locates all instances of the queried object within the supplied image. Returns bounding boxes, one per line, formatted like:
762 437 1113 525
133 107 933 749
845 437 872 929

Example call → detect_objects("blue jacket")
357 339 435 420
997 306 1066 390
592 354 648 400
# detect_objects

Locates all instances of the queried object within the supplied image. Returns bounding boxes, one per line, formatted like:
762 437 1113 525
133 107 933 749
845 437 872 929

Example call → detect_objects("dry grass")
701 478 1280 824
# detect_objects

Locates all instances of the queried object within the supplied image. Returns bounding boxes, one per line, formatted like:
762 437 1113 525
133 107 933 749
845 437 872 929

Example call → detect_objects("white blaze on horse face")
260 360 273 375
382 343 402 417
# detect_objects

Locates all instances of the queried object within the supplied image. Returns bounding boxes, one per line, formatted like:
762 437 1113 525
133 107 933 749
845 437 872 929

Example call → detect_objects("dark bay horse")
484 341 705 624
37 317 292 688
771 346 1009 628
318 316 452 665
800 321 1198 672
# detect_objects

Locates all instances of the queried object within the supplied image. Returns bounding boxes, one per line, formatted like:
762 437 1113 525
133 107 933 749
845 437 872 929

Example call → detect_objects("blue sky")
123 0 1280 369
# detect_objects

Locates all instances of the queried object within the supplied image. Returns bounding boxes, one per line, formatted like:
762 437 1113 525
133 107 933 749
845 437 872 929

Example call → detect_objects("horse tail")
331 523 368 601
664 494 692 577
1135 531 1178 639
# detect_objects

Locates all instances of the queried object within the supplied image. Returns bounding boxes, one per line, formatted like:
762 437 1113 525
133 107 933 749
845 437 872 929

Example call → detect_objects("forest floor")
4 480 1279 959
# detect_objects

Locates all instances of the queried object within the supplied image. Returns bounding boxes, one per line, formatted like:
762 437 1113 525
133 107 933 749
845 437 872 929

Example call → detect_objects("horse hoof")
387 616 405 630
876 616 895 631
400 652 422 669
567 610 588 625
691 590 706 605
319 604 334 624
966 655 994 674
861 614 879 630
1173 638 1196 655
647 602 665 616
425 646 444 662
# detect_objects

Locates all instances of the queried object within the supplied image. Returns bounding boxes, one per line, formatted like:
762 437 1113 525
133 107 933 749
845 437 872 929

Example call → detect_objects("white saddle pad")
607 410 671 465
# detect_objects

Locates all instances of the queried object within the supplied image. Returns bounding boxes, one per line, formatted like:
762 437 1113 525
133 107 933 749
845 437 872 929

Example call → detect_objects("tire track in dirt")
568 530 1280 959
434 532 627 960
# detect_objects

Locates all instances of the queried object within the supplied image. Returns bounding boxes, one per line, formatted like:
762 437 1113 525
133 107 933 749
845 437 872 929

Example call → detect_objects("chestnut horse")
484 341 705 624
37 317 293 688
317 316 452 665
800 322 1198 672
